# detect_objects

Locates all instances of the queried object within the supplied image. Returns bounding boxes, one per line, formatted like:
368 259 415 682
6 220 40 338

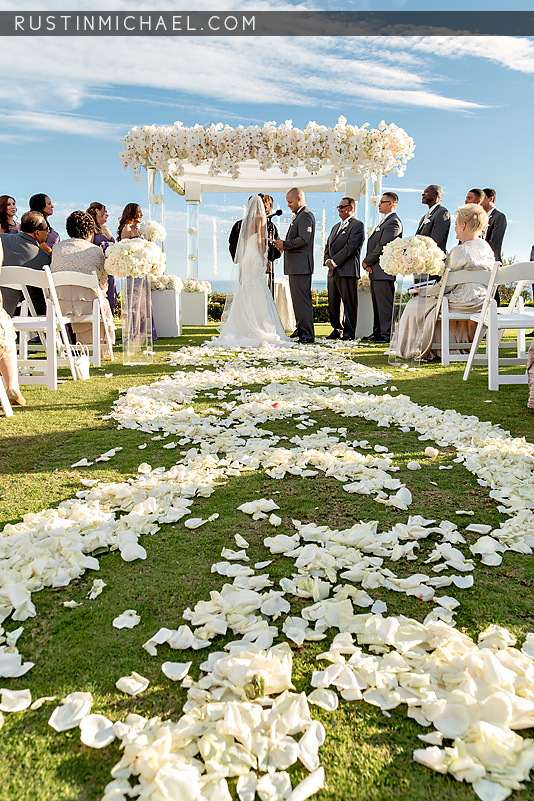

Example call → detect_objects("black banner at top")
1 11 533 37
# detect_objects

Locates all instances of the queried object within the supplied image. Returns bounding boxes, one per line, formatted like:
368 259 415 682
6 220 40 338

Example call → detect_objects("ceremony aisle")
1 325 534 801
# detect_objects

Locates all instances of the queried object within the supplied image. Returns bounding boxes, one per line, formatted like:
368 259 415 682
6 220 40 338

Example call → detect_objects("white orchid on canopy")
119 117 415 188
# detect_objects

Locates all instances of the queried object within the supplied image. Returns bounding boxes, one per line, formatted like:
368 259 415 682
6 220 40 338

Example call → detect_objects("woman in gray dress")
387 204 494 361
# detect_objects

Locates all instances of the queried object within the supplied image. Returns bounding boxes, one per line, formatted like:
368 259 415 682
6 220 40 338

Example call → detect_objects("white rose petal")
115 672 149 696
112 610 140 629
48 692 93 731
0 688 32 712
161 661 192 681
80 714 115 748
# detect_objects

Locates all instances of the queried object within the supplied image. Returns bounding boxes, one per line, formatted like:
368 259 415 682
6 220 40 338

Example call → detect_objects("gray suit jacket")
364 213 403 280
416 204 450 253
323 216 364 278
485 208 507 263
0 231 51 315
283 205 315 275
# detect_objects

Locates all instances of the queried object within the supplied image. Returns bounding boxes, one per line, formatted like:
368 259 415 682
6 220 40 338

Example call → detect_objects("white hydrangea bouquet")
182 278 211 293
380 235 445 277
138 221 167 242
105 239 166 279
151 274 183 292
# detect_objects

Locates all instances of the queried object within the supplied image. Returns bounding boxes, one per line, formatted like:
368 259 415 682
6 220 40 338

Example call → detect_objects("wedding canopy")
119 118 415 276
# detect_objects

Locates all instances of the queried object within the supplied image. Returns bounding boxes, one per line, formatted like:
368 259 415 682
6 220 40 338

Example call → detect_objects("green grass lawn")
1 324 534 801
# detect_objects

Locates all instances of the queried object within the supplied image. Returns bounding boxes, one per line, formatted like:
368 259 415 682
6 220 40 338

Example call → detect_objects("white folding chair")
430 265 496 366
0 265 76 390
0 378 14 417
463 261 534 390
51 271 114 367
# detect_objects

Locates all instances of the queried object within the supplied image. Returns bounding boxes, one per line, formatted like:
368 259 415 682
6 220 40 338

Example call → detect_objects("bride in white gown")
208 195 293 348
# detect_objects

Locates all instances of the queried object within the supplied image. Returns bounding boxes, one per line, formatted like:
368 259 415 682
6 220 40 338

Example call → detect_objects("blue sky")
1 0 533 284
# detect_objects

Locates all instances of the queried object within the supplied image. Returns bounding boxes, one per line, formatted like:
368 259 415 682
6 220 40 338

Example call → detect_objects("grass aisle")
1 324 534 801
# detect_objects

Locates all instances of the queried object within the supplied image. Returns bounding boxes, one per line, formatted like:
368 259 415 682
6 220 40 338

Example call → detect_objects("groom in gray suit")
324 197 364 340
362 192 403 342
274 187 315 343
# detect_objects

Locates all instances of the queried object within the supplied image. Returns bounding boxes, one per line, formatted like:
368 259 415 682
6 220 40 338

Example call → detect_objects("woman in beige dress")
387 204 494 361
50 210 115 349
0 242 26 407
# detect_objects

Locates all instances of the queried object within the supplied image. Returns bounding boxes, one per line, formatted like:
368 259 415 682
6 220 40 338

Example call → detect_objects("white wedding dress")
209 232 293 349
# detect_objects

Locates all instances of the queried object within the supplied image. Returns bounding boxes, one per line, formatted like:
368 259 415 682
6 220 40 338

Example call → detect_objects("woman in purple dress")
29 193 59 253
117 203 157 341
0 196 20 233
86 201 117 314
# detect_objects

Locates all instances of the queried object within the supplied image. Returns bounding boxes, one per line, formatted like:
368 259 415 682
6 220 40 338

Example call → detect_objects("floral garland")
120 117 415 187
380 235 445 277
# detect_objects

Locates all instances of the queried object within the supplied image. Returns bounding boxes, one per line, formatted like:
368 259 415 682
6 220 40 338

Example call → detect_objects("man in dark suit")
481 188 507 264
416 185 450 252
362 192 403 343
0 211 51 316
323 196 364 340
274 187 315 343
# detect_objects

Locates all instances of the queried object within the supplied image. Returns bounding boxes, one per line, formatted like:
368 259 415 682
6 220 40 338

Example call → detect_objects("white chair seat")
464 261 534 390
51 271 114 367
0 265 76 390
431 266 496 366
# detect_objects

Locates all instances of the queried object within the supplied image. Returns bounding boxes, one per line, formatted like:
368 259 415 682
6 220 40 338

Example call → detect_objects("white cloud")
0 31 488 122
0 110 125 139
411 36 534 74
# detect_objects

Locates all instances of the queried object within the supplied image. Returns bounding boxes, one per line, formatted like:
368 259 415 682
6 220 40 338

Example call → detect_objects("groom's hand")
274 239 284 251
362 261 372 273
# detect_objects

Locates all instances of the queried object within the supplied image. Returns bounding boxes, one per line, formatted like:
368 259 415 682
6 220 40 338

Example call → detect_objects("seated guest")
0 244 26 407
387 204 494 361
0 211 50 316
51 210 115 349
0 196 20 233
86 201 117 314
118 203 142 240
29 193 59 253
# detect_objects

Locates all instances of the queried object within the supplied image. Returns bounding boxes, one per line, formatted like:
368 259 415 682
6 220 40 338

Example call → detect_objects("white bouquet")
182 278 211 293
151 274 183 292
138 221 167 242
380 235 445 277
105 239 166 279
358 273 371 292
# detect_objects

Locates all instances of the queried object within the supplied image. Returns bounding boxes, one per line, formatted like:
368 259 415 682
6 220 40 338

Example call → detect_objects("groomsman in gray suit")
274 187 315 343
414 185 450 285
362 192 403 343
416 185 450 252
481 188 507 264
323 196 364 340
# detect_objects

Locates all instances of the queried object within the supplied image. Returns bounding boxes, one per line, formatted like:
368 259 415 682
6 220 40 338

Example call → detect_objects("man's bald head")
286 187 305 213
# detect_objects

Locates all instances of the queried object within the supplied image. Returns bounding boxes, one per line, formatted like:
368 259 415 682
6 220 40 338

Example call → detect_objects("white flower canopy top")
120 116 415 190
